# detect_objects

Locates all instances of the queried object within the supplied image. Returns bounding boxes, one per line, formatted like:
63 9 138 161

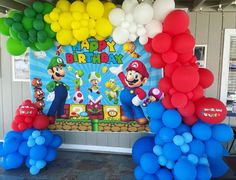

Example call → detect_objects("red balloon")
18 122 28 131
24 117 33 123
198 68 214 89
158 77 172 93
171 92 188 108
178 53 193 63
169 88 176 95
164 62 181 77
163 10 190 36
173 33 195 54
144 38 154 53
183 115 198 125
192 85 204 101
33 115 49 130
178 101 195 117
152 33 172 53
172 66 199 93
195 97 227 124
162 95 174 109
150 53 165 68
11 122 20 132
187 92 193 99
162 49 178 64
13 115 24 123
190 56 197 63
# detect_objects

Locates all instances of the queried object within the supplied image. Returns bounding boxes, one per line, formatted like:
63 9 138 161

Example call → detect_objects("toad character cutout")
110 60 149 125
46 56 69 124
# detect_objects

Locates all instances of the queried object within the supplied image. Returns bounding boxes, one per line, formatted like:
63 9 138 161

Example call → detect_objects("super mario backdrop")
29 37 162 132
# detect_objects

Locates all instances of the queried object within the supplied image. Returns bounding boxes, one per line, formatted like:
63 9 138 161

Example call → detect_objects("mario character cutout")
110 60 149 125
46 57 69 124
88 72 101 94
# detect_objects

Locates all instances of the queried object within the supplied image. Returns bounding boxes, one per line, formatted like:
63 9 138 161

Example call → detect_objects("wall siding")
0 12 236 151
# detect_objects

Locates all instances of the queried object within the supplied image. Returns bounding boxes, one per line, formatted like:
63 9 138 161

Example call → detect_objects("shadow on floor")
0 151 136 180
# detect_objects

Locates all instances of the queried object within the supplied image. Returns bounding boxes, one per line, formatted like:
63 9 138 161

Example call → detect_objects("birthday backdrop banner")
29 37 162 132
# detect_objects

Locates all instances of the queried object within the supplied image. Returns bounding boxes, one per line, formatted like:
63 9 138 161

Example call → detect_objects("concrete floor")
0 151 135 180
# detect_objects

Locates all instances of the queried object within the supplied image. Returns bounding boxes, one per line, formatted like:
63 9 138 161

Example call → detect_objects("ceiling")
0 0 236 14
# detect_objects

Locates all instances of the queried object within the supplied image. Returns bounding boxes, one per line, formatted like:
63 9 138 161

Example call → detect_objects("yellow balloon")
95 18 112 38
59 12 73 29
89 19 96 28
49 11 59 21
90 29 96 36
81 19 88 27
95 34 105 40
71 21 80 29
70 39 78 46
53 8 61 13
82 13 89 20
70 1 85 13
44 14 52 24
72 12 82 21
73 28 89 41
86 1 104 19
51 22 61 32
102 66 108 73
103 2 116 18
57 29 73 45
83 0 97 4
56 0 71 12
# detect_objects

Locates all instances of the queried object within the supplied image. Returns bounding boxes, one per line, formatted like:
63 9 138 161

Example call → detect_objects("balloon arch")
0 0 233 179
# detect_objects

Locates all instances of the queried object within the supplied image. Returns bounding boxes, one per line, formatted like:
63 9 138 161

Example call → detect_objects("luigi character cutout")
110 60 149 125
46 56 69 124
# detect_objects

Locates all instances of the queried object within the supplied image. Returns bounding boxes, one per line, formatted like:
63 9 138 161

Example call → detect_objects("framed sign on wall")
194 45 207 68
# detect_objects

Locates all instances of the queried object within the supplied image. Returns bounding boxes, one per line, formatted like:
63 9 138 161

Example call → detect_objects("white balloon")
129 22 137 33
137 26 146 36
122 0 138 13
133 3 154 25
145 20 163 38
139 35 148 45
143 0 153 5
112 27 129 44
129 33 138 42
125 13 134 22
121 21 130 29
153 0 175 22
109 8 125 26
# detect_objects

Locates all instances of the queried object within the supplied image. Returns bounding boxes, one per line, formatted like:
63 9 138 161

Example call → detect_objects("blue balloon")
30 166 40 175
182 132 193 143
153 145 162 156
175 123 190 134
132 136 155 164
189 139 205 157
4 131 22 141
140 153 159 174
198 157 209 167
0 142 5 156
180 144 190 153
156 168 172 180
42 129 53 145
45 147 57 162
162 109 182 128
35 136 46 145
173 159 197 180
50 135 62 148
32 130 41 139
19 141 30 156
30 145 47 160
212 124 233 142
134 166 146 180
208 157 228 177
147 102 165 119
173 135 185 146
187 154 199 165
36 160 46 169
3 138 20 154
166 160 174 169
155 135 164 146
159 127 175 143
205 139 223 158
197 165 212 180
192 122 212 141
29 159 36 166
163 143 181 161
5 152 23 169
158 155 167 166
149 119 163 133
143 174 157 180
25 156 31 168
23 128 35 140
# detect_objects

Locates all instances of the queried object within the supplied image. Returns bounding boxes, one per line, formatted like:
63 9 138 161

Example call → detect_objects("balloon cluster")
146 9 227 125
44 0 115 45
0 129 62 175
132 101 233 180
109 0 175 45
0 1 55 56
11 100 49 132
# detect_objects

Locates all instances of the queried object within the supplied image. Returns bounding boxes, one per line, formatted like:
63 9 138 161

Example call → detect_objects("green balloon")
22 40 31 47
42 2 54 14
18 31 28 41
6 37 27 56
33 19 44 30
4 18 14 27
37 30 48 43
29 36 37 43
12 22 24 32
30 43 40 51
9 28 19 40
0 18 10 36
22 16 33 30
44 24 55 38
36 14 43 20
33 2 44 13
12 13 23 22
35 38 53 51
7 10 19 18
24 7 36 18
28 29 37 37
